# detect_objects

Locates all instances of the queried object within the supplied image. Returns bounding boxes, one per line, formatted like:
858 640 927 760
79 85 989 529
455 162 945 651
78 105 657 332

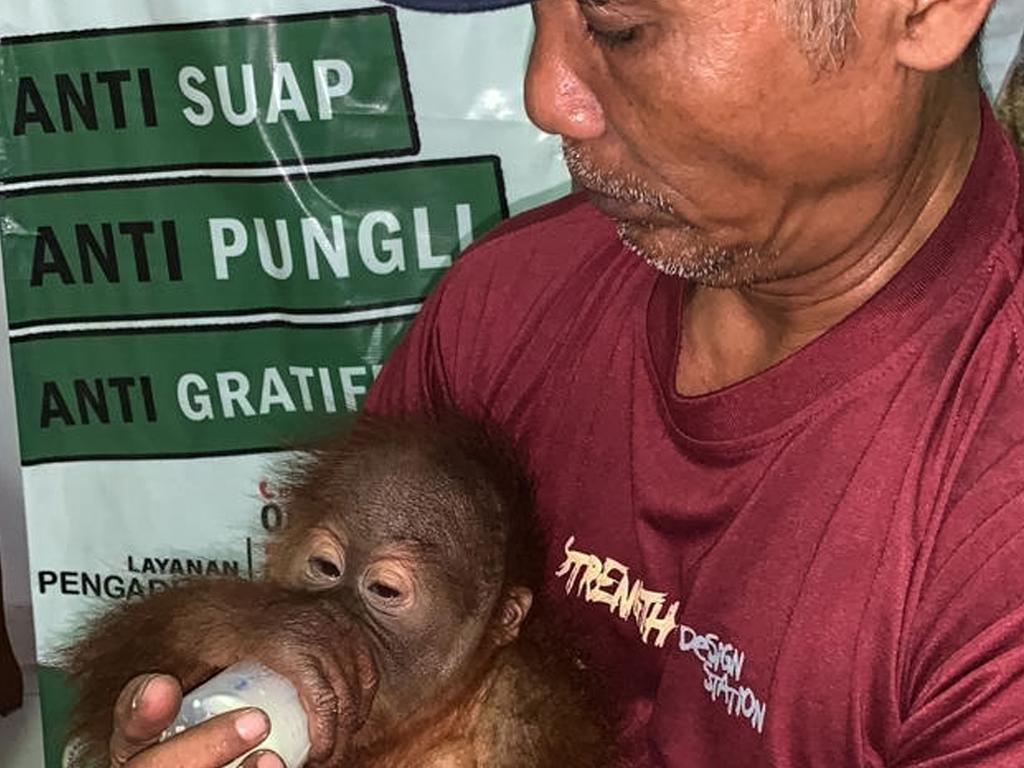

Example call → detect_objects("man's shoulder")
368 193 648 416
433 191 660 337
398 193 652 404
451 192 623 286
476 191 615 248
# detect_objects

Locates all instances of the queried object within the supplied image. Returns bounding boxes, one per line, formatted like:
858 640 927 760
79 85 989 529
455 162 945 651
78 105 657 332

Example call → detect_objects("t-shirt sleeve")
363 235 503 419
363 194 610 423
894 458 1024 766
363 273 460 418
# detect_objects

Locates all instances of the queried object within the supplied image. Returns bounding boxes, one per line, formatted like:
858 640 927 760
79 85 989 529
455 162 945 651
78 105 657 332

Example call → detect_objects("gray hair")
780 0 984 73
777 0 857 71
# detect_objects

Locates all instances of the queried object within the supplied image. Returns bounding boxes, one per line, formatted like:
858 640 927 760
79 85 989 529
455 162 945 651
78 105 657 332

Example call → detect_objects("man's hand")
105 595 377 768
108 674 283 768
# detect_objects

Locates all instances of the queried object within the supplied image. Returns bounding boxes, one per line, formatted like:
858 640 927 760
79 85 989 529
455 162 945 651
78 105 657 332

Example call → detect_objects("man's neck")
675 80 982 397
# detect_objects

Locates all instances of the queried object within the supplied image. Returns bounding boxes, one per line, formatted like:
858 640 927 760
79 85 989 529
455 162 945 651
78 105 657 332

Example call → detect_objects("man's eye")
585 22 641 48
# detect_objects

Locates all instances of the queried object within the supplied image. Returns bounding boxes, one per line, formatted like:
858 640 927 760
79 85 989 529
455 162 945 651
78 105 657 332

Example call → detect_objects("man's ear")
894 0 994 71
491 586 533 647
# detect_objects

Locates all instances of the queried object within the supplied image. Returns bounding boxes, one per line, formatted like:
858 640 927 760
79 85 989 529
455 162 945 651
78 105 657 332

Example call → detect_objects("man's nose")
524 6 606 140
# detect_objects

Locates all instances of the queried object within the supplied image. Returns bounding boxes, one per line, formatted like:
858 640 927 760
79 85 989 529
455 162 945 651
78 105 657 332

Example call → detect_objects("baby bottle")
161 660 311 768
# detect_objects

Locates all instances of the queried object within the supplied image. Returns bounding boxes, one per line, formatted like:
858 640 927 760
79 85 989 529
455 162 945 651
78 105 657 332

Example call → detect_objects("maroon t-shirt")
366 100 1024 766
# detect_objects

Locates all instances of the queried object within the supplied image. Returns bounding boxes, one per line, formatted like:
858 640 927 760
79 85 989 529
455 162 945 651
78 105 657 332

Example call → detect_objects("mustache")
561 142 674 214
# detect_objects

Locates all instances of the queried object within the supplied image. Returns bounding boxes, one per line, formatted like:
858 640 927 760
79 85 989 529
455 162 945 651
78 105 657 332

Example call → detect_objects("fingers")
281 646 364 764
127 708 272 768
319 607 378 726
240 749 286 768
317 641 376 767
110 676 273 768
352 642 379 722
296 657 340 764
110 674 182 766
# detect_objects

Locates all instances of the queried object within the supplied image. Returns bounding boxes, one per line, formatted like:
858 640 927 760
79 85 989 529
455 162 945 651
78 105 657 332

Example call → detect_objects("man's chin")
616 220 773 288
585 189 678 228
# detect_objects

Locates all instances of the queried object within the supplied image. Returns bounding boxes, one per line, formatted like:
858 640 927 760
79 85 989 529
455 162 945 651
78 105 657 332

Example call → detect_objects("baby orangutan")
63 414 615 767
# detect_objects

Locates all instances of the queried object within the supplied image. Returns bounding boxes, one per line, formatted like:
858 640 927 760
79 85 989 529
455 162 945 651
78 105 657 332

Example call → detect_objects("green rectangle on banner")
38 666 73 768
12 322 411 464
1 156 506 326
0 9 417 182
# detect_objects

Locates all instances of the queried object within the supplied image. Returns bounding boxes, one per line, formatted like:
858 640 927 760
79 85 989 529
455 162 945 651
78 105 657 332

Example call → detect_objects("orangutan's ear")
894 0 994 71
491 587 533 646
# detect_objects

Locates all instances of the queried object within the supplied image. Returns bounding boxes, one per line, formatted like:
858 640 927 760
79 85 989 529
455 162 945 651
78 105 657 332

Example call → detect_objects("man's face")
525 0 922 287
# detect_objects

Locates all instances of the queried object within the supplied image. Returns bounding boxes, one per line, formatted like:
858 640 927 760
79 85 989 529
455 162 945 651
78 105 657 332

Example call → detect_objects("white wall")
985 0 1024 97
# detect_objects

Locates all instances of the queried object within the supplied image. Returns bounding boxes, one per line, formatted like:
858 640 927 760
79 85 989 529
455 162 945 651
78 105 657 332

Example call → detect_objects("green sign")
37 666 74 768
2 156 507 326
0 9 418 182
12 322 412 464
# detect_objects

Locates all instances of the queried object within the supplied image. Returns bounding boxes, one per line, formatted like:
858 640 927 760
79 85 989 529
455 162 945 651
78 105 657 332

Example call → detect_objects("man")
105 0 1023 765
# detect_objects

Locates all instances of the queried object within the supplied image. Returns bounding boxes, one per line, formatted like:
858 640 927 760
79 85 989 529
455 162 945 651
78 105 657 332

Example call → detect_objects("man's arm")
365 239 501 418
364 281 455 418
895 466 1024 766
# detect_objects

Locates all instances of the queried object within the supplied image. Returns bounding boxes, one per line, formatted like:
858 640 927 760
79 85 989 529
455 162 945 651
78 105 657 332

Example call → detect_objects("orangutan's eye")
306 554 343 585
301 529 346 588
367 581 402 600
361 563 415 614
